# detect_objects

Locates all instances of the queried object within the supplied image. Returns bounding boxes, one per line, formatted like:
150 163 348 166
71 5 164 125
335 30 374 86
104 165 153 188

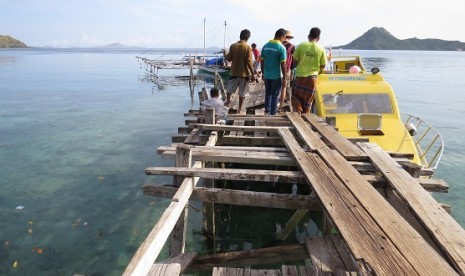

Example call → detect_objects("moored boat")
313 56 444 173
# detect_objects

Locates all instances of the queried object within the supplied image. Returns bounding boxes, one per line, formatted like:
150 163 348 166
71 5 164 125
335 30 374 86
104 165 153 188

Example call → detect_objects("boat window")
323 93 393 114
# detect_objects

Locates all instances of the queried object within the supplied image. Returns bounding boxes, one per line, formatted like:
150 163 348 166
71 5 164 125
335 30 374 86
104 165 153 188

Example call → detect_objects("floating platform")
123 105 465 276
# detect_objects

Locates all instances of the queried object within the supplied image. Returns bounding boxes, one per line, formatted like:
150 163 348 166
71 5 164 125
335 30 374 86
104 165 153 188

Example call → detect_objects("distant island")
0 35 28 48
337 27 465 51
96 42 129 48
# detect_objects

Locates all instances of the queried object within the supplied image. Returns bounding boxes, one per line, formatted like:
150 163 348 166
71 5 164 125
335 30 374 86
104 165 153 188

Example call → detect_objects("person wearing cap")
223 29 255 114
292 27 326 114
260 28 287 115
278 30 296 112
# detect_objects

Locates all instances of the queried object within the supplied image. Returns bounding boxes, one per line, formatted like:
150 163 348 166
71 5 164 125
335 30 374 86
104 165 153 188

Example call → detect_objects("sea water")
0 48 464 275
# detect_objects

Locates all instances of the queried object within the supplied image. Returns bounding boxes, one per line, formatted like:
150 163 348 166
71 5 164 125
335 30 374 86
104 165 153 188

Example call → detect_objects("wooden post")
170 144 192 256
215 72 227 100
205 108 215 125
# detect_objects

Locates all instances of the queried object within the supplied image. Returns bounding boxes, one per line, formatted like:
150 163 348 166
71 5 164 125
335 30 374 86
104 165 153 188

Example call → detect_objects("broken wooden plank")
143 185 321 210
187 243 308 273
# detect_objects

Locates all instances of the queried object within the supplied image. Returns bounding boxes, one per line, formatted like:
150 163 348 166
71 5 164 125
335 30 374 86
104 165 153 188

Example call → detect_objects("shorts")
226 77 249 97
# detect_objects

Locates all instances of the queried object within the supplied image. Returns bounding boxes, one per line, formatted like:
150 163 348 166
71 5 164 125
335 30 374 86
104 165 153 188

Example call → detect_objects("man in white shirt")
200 88 227 116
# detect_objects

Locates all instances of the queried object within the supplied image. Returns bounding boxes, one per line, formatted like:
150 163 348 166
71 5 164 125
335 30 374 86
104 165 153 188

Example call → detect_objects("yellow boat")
313 56 443 172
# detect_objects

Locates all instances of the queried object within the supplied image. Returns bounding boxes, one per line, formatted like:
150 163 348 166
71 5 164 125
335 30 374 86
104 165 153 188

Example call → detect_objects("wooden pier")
123 104 465 275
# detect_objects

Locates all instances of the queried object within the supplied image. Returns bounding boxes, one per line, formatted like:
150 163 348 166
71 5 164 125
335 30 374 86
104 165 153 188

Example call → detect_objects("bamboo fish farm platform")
123 105 465 275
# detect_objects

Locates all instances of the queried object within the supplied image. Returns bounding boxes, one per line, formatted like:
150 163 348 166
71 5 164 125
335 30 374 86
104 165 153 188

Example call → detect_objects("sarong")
291 76 317 113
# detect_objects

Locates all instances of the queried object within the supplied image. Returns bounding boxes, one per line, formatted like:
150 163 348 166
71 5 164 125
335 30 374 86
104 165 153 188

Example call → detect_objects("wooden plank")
146 167 305 183
285 112 326 151
299 265 315 276
143 185 321 210
123 134 218 276
184 128 201 145
158 150 295 166
149 253 197 275
170 144 192 256
288 118 456 274
213 267 244 276
301 113 368 161
255 109 267 137
278 128 457 275
158 145 289 154
194 123 291 133
360 142 465 274
230 117 245 136
187 243 308 273
156 151 448 192
327 234 359 273
177 126 193 134
218 136 284 147
205 108 215 125
281 265 298 276
306 236 347 275
253 269 281 276
148 263 181 276
226 114 286 120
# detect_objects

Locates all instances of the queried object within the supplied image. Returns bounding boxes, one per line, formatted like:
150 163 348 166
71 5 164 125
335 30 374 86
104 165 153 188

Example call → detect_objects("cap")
285 30 294 39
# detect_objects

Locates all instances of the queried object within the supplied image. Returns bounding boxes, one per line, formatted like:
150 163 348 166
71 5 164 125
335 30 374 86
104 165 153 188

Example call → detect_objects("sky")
1 0 464 49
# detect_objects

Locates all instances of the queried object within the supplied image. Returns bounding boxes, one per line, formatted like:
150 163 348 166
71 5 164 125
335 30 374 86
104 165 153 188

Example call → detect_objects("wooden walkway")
123 107 465 276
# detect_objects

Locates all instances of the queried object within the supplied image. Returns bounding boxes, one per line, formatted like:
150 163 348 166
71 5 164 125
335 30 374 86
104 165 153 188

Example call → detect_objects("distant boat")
197 56 230 79
197 19 231 80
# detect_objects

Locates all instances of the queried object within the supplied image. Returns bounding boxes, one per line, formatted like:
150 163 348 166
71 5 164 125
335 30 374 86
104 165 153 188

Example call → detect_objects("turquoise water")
0 48 464 275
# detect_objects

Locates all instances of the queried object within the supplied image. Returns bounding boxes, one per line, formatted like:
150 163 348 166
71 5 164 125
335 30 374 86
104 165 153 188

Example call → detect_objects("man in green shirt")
292 27 326 114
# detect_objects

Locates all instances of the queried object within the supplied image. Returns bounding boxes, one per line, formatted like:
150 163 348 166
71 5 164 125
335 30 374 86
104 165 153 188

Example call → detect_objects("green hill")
337 27 465 51
0 35 28 48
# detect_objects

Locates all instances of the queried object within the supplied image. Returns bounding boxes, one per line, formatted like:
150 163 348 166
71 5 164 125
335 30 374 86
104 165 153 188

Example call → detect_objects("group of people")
201 27 327 116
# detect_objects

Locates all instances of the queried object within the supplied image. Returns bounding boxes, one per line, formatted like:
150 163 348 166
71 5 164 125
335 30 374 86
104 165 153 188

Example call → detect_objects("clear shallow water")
0 48 464 275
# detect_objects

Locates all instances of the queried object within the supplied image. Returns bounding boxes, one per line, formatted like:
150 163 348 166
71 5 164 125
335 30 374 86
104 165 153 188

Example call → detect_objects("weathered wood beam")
301 113 368 161
170 144 192 256
149 252 197 276
187 243 309 273
217 136 284 147
193 123 292 133
143 185 322 210
158 147 449 193
280 123 457 275
360 142 465 274
146 167 304 183
306 236 354 275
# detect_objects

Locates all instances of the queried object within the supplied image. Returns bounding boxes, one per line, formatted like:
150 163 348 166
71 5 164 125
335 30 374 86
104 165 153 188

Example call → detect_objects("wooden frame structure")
123 107 465 276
